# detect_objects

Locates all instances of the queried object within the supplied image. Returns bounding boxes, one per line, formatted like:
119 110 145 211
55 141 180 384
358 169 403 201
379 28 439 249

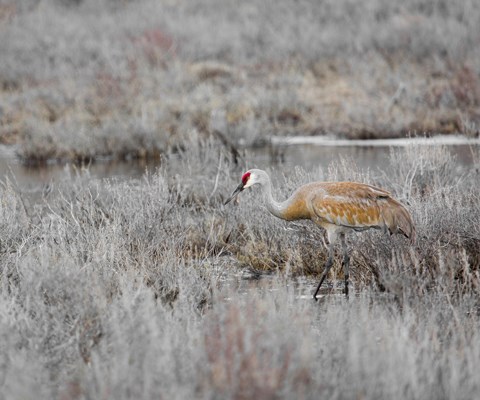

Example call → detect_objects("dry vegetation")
0 0 479 164
1 1 480 398
0 142 479 398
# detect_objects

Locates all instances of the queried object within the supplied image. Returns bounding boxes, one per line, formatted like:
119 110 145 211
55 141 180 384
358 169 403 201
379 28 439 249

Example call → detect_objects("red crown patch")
241 172 251 185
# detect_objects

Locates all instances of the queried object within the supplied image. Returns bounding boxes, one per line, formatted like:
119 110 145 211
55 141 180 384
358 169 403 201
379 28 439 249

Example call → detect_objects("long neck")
259 176 287 220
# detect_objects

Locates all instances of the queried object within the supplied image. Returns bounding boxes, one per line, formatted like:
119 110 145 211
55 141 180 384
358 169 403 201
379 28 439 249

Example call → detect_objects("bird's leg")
340 233 350 298
313 242 335 301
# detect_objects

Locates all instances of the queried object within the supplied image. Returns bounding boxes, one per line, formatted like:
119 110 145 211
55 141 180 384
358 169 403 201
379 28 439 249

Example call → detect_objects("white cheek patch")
244 176 255 188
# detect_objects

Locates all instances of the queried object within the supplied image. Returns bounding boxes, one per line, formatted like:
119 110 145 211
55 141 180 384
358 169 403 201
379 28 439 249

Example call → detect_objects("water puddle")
1 135 478 198
217 265 348 301
251 136 478 171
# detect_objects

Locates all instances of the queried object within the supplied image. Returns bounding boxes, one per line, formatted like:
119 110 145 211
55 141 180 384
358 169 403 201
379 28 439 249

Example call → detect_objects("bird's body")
264 180 415 240
225 169 415 299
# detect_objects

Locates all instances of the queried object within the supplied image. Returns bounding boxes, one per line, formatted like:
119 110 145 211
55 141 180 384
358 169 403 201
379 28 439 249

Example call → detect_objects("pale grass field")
0 0 479 163
0 1 480 398
0 142 479 398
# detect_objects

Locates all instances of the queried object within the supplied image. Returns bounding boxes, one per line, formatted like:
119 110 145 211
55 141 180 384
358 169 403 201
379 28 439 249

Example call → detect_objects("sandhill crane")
224 169 415 300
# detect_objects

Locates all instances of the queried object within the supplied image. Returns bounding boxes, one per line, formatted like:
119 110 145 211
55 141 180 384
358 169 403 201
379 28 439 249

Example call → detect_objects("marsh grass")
0 142 479 398
1 1 479 397
1 0 480 163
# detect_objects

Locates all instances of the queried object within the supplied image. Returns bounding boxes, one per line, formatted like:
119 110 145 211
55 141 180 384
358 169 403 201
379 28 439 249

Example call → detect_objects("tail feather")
381 198 416 244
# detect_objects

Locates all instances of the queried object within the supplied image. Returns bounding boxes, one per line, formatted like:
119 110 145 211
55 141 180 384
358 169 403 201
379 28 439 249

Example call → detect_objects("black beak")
224 182 244 205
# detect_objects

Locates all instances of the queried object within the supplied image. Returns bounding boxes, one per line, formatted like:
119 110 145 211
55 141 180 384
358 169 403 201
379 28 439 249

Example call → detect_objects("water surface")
1 138 478 197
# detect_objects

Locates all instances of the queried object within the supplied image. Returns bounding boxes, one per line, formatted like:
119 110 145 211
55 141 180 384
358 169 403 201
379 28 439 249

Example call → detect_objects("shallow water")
0 145 156 197
0 138 478 197
250 141 478 171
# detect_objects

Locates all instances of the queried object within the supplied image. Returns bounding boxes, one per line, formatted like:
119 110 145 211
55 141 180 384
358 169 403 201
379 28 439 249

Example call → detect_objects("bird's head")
224 169 262 205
